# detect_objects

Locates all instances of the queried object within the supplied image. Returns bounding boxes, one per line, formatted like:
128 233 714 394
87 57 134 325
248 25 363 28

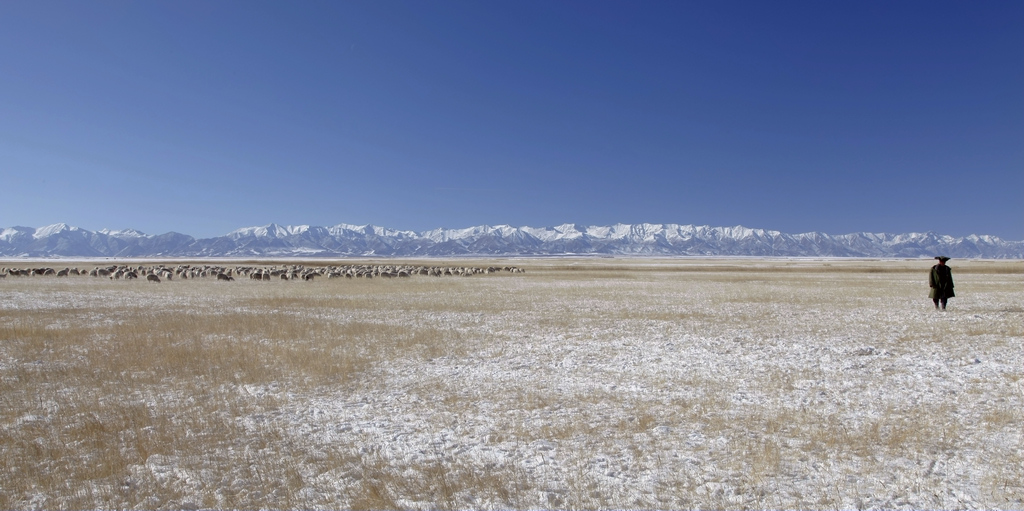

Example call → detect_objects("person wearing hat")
929 256 955 310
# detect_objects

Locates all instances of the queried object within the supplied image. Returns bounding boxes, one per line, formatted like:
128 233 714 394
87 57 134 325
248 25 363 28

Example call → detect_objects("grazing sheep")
146 274 161 283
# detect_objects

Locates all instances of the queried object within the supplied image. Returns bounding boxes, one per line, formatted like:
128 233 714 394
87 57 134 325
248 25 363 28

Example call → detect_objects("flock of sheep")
0 263 524 283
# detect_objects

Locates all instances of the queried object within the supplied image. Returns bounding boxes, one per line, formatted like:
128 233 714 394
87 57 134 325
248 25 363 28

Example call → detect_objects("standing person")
929 256 955 310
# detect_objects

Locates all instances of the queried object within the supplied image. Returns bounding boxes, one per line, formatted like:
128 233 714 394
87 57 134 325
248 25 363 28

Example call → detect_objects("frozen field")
0 258 1021 509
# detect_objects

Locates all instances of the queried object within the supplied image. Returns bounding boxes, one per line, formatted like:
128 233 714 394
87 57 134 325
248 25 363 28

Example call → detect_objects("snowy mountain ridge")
0 222 1021 259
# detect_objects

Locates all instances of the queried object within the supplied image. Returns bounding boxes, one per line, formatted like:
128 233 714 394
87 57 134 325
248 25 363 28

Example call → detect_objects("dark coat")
929 264 955 299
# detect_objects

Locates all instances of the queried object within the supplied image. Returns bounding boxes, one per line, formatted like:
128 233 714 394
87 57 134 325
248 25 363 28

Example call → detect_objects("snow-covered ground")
1 258 1021 509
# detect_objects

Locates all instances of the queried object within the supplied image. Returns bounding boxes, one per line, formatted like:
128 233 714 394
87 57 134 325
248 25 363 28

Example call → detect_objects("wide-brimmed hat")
935 256 951 262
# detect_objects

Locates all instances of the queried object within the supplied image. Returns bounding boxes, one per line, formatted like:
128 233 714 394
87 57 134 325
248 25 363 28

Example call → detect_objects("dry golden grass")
0 274 472 509
0 258 1020 509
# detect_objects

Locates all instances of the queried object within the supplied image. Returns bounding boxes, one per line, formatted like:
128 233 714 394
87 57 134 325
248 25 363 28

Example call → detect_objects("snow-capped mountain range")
1 223 1021 259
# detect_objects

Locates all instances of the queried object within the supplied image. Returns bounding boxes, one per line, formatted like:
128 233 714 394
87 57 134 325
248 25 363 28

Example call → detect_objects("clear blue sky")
1 0 1021 239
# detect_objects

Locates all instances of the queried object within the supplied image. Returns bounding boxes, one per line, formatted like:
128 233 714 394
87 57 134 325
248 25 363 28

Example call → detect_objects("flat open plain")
1 258 1021 509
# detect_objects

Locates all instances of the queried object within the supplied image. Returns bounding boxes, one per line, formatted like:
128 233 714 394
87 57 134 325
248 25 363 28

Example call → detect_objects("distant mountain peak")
32 223 76 239
99 228 147 238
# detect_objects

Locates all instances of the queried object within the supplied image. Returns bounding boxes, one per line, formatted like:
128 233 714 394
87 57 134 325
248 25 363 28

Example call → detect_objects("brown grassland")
0 258 1021 509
